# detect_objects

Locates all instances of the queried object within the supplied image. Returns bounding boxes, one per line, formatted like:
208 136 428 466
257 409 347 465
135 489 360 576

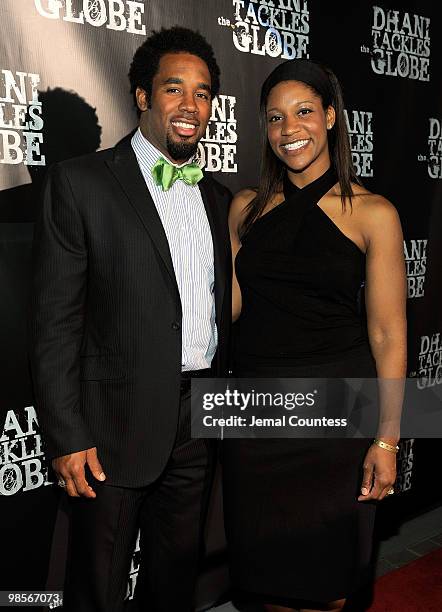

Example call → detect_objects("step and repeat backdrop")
1 0 441 608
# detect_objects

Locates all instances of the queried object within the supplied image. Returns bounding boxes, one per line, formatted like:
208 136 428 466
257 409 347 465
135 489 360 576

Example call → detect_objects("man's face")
137 52 212 163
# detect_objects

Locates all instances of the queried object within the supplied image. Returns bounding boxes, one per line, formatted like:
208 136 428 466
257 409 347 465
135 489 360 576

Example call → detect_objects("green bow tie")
151 157 203 191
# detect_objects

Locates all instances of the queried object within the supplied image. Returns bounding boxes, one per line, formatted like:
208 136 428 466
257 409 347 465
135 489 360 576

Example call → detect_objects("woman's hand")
358 443 397 501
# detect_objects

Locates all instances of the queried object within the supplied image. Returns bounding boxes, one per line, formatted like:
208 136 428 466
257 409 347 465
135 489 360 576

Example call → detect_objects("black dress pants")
62 387 214 612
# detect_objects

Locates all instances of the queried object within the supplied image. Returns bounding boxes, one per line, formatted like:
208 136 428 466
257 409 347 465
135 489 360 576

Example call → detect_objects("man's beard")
166 134 199 162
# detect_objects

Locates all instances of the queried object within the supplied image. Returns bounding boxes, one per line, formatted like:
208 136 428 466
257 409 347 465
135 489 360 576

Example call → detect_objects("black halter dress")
222 167 377 603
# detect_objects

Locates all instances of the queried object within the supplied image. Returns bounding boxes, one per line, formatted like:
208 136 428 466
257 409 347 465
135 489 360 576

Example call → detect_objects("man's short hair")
128 26 220 112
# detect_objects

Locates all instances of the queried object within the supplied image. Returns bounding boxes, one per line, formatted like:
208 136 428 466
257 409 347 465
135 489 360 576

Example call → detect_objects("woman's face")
266 80 335 182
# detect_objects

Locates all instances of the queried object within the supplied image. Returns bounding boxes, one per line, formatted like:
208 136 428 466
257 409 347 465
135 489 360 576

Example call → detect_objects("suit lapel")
106 136 228 330
106 135 179 296
198 175 228 327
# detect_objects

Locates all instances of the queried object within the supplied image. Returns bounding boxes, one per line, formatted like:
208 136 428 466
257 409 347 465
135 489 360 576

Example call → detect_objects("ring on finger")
387 487 394 496
57 478 67 488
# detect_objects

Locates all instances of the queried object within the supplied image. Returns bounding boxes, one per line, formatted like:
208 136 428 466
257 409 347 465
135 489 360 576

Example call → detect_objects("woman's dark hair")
241 59 361 236
128 26 220 114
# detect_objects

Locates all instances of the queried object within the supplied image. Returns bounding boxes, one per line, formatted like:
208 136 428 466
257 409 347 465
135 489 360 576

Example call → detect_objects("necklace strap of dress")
283 166 338 241
283 166 337 203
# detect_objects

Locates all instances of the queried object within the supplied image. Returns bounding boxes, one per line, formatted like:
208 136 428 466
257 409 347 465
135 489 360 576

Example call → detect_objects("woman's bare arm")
229 189 256 322
359 196 407 501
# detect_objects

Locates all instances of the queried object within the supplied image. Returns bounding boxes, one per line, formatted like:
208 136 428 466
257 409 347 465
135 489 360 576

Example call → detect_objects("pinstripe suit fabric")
132 128 217 371
29 133 231 488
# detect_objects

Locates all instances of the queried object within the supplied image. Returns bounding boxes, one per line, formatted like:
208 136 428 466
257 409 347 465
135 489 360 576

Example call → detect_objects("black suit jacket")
29 134 232 487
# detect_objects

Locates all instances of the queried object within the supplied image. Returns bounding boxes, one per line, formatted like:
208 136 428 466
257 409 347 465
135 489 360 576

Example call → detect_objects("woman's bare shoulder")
229 187 257 222
350 185 401 233
350 184 395 211
232 187 258 207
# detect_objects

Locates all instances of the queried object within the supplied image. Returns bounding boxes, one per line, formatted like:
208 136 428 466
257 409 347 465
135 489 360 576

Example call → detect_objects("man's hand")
52 447 106 498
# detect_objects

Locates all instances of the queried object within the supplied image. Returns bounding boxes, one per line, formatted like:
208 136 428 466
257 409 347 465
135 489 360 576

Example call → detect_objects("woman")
222 59 406 612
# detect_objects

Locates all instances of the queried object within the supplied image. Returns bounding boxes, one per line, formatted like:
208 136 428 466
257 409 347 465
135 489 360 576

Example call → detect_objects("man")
29 27 231 612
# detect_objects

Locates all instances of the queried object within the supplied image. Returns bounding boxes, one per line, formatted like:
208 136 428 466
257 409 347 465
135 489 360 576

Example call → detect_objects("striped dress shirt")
131 128 217 371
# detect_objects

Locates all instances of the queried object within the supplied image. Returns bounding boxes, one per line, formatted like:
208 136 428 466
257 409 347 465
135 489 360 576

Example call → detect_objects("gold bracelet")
373 439 399 454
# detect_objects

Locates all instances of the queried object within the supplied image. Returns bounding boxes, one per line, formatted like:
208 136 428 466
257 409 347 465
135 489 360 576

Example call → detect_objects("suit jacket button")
171 322 180 331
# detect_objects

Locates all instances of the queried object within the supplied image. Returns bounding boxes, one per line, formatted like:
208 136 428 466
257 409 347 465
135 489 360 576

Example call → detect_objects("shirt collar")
132 127 197 175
